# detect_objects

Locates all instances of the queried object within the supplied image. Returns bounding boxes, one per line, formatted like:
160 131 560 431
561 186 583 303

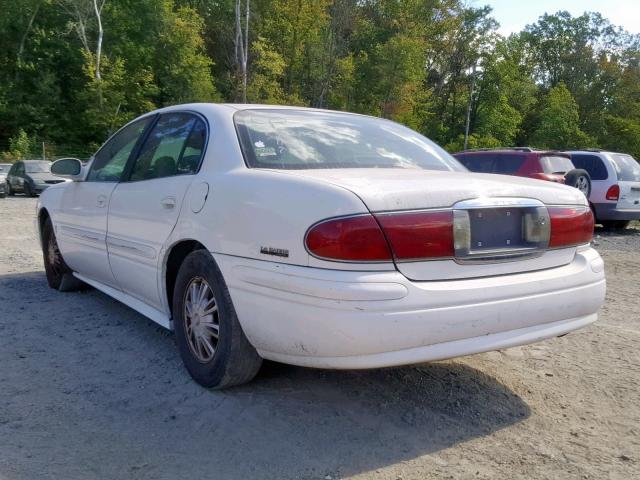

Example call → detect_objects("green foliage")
2 129 34 161
0 1 639 166
530 83 594 150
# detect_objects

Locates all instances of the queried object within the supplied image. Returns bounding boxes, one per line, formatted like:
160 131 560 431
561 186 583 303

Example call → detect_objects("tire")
42 217 86 291
172 250 262 389
7 182 14 196
24 183 36 197
564 169 591 197
601 220 630 230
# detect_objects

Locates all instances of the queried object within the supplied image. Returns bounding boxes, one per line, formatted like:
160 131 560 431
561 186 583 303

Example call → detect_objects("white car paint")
37 103 606 370
567 150 640 222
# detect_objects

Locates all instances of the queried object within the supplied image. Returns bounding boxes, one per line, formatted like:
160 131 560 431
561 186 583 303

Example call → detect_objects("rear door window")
129 113 205 181
610 154 640 181
455 155 495 173
492 155 526 174
570 154 608 180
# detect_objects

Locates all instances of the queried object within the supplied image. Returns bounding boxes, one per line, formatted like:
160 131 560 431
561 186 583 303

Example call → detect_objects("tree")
234 0 250 102
530 83 592 149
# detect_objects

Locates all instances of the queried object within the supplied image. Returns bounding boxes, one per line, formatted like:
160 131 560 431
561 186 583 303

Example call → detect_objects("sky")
476 0 640 35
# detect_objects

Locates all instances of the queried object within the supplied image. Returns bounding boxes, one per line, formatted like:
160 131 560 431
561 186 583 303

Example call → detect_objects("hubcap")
576 176 589 195
183 277 219 363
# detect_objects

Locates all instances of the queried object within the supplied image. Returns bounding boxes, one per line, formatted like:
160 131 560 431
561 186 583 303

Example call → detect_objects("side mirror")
51 158 85 181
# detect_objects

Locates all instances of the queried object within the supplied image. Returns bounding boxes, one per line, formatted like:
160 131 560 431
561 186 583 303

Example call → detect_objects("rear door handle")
161 196 176 209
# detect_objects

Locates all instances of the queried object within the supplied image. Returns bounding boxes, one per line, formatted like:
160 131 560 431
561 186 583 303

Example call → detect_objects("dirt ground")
0 196 639 480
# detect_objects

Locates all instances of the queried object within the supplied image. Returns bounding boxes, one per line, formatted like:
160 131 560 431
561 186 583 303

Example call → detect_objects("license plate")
453 205 550 261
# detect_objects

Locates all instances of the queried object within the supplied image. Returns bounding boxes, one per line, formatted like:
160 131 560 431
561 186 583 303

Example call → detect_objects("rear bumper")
214 248 606 369
594 203 640 221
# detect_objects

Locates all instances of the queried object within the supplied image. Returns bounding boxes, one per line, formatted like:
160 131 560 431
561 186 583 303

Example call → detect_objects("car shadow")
0 271 530 480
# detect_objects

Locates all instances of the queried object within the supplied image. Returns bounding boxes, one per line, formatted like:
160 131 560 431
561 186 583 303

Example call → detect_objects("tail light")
548 207 594 248
306 205 593 263
305 215 392 261
606 184 620 201
531 173 565 183
375 211 454 260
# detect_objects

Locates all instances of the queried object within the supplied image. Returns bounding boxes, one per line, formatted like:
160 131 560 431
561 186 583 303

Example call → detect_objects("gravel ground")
0 196 639 480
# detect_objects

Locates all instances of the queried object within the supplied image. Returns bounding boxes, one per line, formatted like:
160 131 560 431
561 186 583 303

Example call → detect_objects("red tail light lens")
531 173 565 183
548 207 594 248
305 214 392 261
375 211 454 260
606 184 620 201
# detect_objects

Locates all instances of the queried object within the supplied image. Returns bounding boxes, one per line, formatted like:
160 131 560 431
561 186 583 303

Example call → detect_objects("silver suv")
567 151 640 229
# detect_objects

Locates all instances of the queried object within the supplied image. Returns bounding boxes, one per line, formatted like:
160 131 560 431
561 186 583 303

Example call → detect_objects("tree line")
1 0 639 161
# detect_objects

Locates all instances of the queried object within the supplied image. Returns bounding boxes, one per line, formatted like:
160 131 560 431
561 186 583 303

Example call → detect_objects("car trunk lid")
281 168 588 280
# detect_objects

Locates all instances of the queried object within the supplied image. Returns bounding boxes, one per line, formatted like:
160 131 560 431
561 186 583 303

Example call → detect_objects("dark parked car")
6 160 67 197
453 148 592 197
0 163 10 198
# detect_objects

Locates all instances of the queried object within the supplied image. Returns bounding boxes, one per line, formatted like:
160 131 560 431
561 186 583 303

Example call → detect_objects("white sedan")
38 104 606 388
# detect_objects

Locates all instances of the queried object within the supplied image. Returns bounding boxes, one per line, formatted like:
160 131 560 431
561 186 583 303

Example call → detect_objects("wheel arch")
164 239 208 318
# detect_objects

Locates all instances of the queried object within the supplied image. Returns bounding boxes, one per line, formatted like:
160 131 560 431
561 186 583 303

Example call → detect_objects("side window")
129 113 204 182
87 117 152 182
177 119 206 175
16 163 24 175
570 154 608 180
492 155 525 174
456 154 495 174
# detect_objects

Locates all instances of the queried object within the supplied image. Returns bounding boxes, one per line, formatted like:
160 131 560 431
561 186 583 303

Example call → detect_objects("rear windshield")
25 161 51 173
540 155 574 174
611 154 640 181
234 109 464 172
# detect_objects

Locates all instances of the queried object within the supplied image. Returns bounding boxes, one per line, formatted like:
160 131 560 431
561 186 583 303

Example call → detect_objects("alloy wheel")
183 277 220 363
576 176 589 196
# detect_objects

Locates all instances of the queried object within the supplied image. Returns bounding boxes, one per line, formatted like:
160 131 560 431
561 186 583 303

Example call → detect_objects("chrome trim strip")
106 235 157 260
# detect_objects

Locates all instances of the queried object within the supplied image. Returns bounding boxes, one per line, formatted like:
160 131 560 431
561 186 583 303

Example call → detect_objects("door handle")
97 195 107 208
161 196 176 209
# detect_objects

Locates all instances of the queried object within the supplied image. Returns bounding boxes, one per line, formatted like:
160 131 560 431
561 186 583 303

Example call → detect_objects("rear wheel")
564 169 591 197
173 250 262 389
601 220 630 230
42 217 85 291
7 182 14 196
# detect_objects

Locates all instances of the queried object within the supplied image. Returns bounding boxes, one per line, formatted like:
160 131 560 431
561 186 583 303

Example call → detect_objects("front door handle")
97 195 107 208
161 196 176 209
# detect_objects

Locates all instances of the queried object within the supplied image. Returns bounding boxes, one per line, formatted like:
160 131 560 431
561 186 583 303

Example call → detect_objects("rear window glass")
570 154 608 180
455 153 525 174
455 154 494 173
234 109 464 172
611 154 640 181
540 156 574 174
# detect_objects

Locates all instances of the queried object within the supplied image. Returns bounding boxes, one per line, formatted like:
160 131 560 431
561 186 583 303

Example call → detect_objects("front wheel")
7 182 14 196
42 217 85 291
173 250 262 389
24 183 37 197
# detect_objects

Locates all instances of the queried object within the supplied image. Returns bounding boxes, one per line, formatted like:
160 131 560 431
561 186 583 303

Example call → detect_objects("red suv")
453 148 591 197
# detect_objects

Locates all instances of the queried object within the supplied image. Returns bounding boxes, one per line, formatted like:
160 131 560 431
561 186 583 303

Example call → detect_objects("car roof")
146 102 376 120
454 149 570 158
